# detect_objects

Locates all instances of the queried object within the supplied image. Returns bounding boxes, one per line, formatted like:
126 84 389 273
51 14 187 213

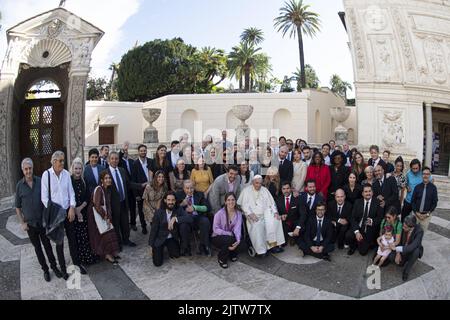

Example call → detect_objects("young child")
373 225 395 267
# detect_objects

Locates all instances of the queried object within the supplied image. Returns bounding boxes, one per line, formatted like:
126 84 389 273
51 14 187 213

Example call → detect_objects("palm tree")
274 0 321 90
108 62 120 100
240 27 265 46
292 64 319 90
330 74 352 100
228 42 262 92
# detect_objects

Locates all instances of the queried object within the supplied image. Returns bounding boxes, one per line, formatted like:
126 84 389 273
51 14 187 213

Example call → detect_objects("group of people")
14 133 439 283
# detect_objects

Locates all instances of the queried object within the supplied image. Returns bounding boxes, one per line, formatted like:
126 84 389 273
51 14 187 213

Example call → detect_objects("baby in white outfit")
373 226 395 267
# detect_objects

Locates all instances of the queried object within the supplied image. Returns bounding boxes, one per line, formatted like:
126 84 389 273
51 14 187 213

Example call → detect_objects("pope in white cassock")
237 175 285 255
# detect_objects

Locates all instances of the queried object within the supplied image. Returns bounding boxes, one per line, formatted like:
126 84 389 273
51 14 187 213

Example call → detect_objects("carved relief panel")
379 109 406 148
368 35 400 82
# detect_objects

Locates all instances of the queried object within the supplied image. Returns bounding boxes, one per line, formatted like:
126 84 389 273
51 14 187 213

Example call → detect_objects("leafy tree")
292 64 319 90
280 76 295 92
228 42 262 92
274 0 321 89
117 38 227 101
330 74 352 100
86 77 109 101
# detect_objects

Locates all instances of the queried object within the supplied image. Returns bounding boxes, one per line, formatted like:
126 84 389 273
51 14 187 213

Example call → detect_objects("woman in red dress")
305 152 331 200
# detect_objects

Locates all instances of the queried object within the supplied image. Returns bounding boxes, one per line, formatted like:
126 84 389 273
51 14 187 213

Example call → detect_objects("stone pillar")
66 70 89 167
424 102 433 168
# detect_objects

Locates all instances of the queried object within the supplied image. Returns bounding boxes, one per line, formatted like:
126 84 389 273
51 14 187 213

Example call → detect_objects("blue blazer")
84 164 105 196
299 192 324 217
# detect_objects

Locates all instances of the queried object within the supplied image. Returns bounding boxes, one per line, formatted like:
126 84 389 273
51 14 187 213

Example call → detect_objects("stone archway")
0 8 103 198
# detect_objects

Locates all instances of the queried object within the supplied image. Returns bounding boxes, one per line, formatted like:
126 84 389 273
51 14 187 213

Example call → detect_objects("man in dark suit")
299 202 335 261
299 179 324 218
84 148 105 197
327 189 353 249
346 184 384 256
175 180 212 256
166 140 181 171
411 167 438 233
119 142 137 232
274 146 293 186
389 215 424 281
276 181 306 246
99 145 110 169
368 145 386 171
148 192 193 267
131 144 152 234
373 164 400 213
104 152 138 248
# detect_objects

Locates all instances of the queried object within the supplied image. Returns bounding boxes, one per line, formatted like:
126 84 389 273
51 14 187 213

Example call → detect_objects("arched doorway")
273 109 292 137
19 80 65 176
181 109 199 141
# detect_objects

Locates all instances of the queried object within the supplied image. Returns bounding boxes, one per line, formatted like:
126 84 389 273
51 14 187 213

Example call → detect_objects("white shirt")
166 210 173 239
337 203 345 224
324 155 331 166
372 157 381 168
307 194 316 210
304 158 312 166
91 165 99 184
139 158 149 182
110 167 125 200
357 199 372 231
41 168 76 210
313 217 324 242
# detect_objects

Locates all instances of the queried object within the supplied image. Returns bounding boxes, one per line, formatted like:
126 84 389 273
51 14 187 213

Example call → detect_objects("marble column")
424 102 433 168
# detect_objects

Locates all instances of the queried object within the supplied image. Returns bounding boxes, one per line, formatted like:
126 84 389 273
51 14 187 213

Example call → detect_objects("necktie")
280 160 284 167
307 196 312 210
361 201 369 230
379 179 383 189
419 184 427 213
115 169 125 202
316 219 322 245
338 206 342 217
285 197 290 214
188 196 193 206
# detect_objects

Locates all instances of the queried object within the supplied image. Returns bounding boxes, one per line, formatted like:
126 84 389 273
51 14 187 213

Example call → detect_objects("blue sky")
0 0 354 94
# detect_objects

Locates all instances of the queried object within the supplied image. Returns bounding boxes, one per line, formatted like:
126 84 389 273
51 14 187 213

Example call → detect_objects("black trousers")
179 215 211 249
27 225 57 272
298 240 335 259
64 218 81 267
281 218 296 242
127 188 137 226
135 199 147 228
334 223 350 247
388 247 422 275
112 201 131 244
211 235 242 262
345 227 378 256
152 238 180 267
401 201 413 223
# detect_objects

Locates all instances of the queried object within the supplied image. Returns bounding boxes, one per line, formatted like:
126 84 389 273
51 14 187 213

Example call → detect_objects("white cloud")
0 0 142 78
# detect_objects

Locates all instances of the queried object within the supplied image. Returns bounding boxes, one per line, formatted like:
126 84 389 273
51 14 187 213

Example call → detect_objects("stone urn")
142 108 161 143
330 107 351 144
232 105 254 137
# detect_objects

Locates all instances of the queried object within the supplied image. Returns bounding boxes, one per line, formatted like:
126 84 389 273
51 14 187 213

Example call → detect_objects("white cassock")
237 185 285 255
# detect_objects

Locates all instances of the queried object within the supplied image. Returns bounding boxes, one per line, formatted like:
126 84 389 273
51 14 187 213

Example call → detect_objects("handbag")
93 186 114 235
42 170 67 245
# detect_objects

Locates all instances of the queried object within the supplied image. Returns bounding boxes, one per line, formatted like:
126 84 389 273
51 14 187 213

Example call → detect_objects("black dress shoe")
347 248 356 256
114 256 121 260
204 246 212 257
181 247 192 256
124 240 137 247
52 267 63 278
322 254 331 262
402 271 409 281
130 225 138 231
142 226 148 235
62 272 69 281
44 271 51 282
77 265 88 275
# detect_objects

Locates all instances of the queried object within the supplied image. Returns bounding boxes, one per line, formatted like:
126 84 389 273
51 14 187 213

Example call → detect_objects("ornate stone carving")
143 108 161 143
423 37 447 84
365 5 388 31
71 39 93 68
26 39 72 68
330 107 351 144
232 105 254 136
380 110 406 148
369 35 398 82
47 19 64 38
391 9 416 82
347 9 367 79
0 88 11 198
68 76 87 161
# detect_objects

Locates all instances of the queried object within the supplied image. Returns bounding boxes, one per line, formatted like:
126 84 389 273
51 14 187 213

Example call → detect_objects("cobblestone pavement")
1 208 449 300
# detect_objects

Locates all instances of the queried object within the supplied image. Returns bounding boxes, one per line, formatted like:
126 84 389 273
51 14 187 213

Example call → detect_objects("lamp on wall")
94 115 100 131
